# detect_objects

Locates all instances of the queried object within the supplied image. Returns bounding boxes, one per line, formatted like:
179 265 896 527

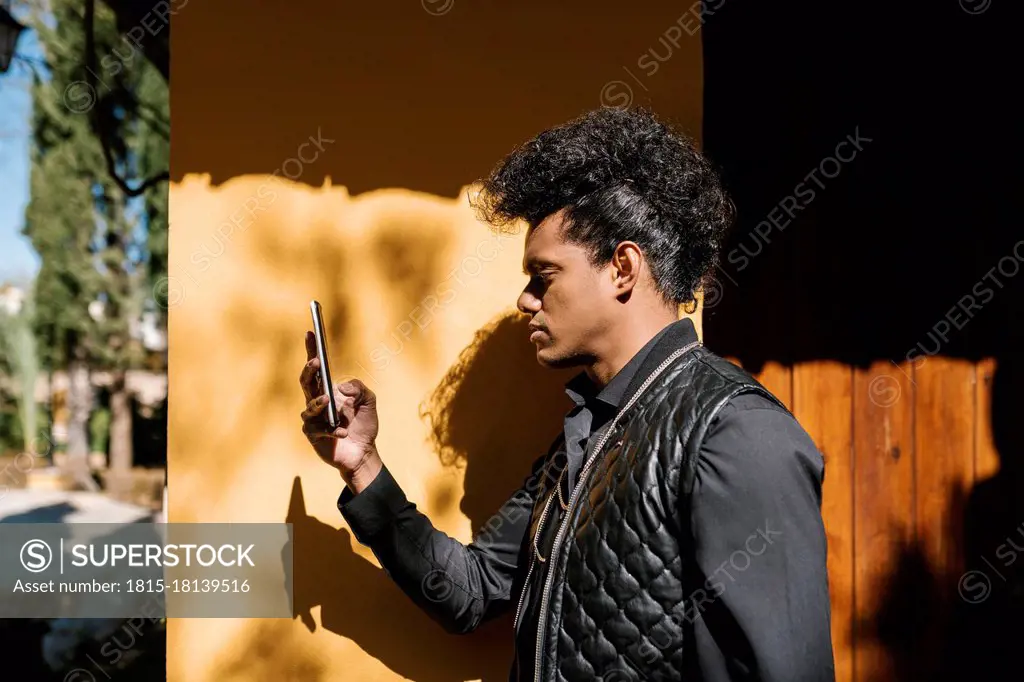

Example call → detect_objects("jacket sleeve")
337 453 548 635
684 395 836 681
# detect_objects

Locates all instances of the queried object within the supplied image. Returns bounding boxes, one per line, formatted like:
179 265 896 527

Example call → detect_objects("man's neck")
585 311 679 388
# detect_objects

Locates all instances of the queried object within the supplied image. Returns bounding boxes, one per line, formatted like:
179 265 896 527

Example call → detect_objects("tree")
23 0 168 494
98 0 168 82
0 292 40 459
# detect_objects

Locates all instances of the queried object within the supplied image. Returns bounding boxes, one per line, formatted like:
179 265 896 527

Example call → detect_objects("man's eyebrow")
522 259 559 275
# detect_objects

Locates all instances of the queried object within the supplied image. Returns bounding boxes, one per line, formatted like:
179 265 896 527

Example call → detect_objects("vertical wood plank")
794 361 854 682
723 357 793 410
912 357 975 679
974 358 1000 481
852 361 915 682
914 358 975 575
754 361 793 411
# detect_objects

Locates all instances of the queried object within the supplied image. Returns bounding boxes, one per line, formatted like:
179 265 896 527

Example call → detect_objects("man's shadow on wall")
938 350 1024 682
281 312 574 682
865 351 1024 682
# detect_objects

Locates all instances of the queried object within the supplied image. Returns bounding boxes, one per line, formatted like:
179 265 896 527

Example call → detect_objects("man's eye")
526 271 552 287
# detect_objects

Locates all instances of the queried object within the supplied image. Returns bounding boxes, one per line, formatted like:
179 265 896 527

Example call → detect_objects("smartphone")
309 300 339 429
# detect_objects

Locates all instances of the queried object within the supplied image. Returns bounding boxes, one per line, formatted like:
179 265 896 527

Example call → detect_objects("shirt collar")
564 317 699 412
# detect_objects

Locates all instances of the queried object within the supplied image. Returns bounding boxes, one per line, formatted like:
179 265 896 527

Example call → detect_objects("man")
299 107 835 681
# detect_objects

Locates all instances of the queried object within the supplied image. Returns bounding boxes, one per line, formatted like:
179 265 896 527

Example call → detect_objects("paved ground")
0 487 163 673
0 489 157 524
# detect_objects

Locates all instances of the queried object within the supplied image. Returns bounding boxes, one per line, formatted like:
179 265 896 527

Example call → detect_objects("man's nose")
517 288 540 316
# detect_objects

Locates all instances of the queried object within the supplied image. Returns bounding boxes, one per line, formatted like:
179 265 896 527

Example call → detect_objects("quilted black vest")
519 343 788 682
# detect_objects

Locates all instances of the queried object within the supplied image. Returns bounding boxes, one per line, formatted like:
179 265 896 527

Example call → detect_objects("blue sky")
0 9 42 286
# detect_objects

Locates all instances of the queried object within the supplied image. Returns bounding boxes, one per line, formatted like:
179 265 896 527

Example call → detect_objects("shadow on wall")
946 351 1024 682
281 486 513 682
192 311 573 675
863 351 1024 682
702 0 1017 370
170 0 705 197
419 313 575 531
257 313 571 682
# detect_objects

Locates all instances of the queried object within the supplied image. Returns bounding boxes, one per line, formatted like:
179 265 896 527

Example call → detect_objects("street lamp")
0 3 26 74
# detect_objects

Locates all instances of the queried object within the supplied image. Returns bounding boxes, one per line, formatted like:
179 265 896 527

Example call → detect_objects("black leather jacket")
339 335 835 682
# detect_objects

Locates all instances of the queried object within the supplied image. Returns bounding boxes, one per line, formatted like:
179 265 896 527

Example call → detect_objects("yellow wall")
171 3 703 679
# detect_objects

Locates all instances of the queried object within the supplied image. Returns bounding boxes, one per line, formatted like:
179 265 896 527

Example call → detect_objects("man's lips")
529 325 547 341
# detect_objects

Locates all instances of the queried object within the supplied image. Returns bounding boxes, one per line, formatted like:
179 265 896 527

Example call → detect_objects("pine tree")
23 0 168 494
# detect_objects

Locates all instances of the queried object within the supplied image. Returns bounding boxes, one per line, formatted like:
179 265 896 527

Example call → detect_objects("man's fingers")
301 420 331 440
301 420 347 442
300 395 328 421
305 331 317 361
299 357 321 401
300 331 320 401
336 378 375 407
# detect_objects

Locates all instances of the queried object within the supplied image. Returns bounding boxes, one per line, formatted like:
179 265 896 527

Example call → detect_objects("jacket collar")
619 317 700 410
564 317 700 414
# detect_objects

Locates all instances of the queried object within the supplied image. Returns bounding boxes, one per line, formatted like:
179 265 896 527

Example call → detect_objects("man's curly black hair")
472 106 734 309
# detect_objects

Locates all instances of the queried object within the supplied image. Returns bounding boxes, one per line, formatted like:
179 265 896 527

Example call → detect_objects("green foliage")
0 406 54 459
0 294 40 453
23 0 169 374
0 407 25 456
88 404 110 453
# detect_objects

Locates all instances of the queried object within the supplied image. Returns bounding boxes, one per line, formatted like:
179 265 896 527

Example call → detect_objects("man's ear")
610 241 644 293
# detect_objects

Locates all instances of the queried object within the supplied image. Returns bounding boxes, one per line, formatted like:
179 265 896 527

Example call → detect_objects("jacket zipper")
532 340 701 682
513 486 555 633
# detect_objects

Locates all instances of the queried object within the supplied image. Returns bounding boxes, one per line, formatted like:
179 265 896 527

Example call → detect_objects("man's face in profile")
518 210 612 369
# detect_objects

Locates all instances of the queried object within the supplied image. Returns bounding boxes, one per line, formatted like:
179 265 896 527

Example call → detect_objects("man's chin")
534 345 579 370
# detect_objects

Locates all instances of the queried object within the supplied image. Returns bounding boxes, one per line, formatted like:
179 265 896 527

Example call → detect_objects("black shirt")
511 320 680 677
561 319 675 488
337 317 834 680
